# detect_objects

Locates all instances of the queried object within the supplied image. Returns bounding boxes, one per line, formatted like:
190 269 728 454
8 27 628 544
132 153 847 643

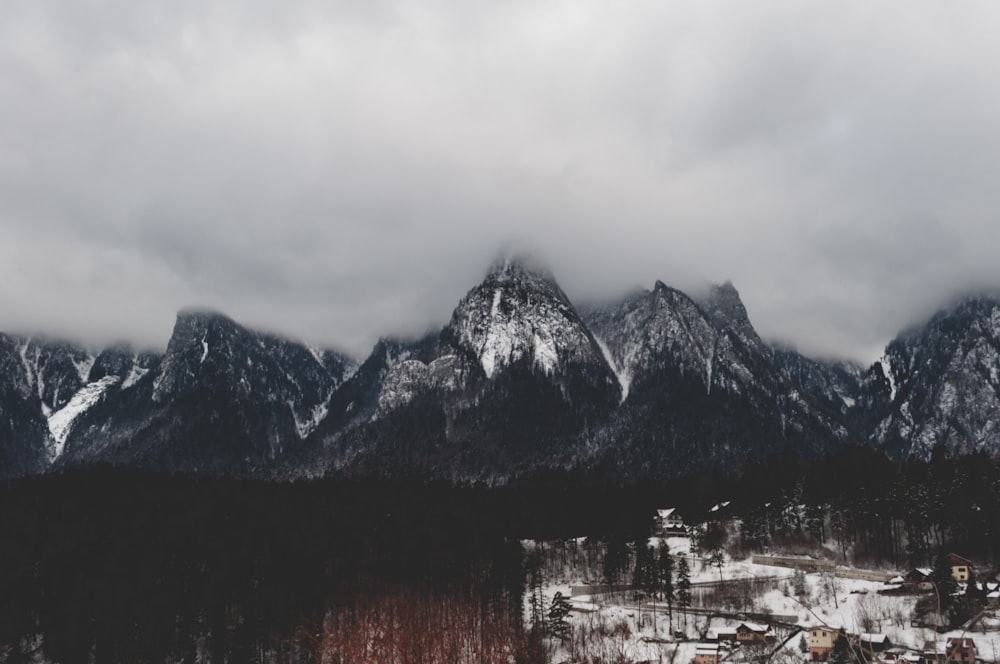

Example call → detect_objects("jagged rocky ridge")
580 281 856 475
2 260 1000 481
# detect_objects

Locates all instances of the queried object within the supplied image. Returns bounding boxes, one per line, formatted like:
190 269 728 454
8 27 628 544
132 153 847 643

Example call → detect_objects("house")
860 634 893 653
945 638 977 663
903 568 934 590
808 626 842 661
883 652 921 664
692 643 720 664
656 508 685 534
921 641 946 664
717 629 739 643
947 554 973 582
736 622 773 644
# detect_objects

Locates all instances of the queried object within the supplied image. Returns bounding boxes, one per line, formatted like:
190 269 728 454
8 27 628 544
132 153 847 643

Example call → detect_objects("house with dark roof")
656 508 685 535
903 568 934 590
946 637 977 663
859 634 892 653
736 622 773 644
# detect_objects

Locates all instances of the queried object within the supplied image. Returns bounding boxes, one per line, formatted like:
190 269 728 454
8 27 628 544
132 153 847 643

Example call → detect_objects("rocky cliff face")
770 347 865 425
581 281 854 477
307 257 623 481
865 295 1000 460
57 310 355 475
0 334 52 475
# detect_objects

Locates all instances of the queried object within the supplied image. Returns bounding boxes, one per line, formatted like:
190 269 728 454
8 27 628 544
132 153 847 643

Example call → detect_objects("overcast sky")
3 1 1000 363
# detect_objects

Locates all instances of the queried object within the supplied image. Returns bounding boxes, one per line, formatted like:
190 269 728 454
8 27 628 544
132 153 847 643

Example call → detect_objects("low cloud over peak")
3 1 1000 363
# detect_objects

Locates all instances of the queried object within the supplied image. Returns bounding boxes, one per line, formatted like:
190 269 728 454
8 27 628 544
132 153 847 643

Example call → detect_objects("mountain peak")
485 253 558 287
175 307 238 329
703 280 743 312
701 280 762 347
443 256 615 384
652 280 691 300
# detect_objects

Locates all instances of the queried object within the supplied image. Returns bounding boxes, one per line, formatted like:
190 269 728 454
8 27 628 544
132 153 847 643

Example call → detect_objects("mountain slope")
59 311 356 474
306 257 623 480
0 335 52 476
866 295 1000 459
770 347 865 423
583 281 855 477
5 259 1000 482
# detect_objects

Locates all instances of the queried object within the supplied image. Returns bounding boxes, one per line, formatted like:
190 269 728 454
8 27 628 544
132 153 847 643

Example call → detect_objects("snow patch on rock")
593 335 630 403
122 361 150 389
532 333 558 375
879 355 897 401
480 324 514 379
47 376 120 458
291 392 333 439
72 355 96 383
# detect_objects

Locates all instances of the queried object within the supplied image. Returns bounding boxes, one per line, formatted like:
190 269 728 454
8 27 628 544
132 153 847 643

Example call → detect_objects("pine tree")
547 592 572 641
642 549 660 597
526 553 546 634
792 569 807 597
677 556 692 631
658 544 675 632
708 549 726 584
632 542 653 596
830 506 851 562
930 553 957 621
603 538 630 585
829 634 850 664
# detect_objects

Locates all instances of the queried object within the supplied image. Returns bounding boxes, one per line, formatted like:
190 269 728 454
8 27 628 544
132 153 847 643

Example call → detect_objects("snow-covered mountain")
442 256 618 386
305 256 623 480
864 294 1000 460
581 281 854 476
56 310 356 474
3 258 1000 481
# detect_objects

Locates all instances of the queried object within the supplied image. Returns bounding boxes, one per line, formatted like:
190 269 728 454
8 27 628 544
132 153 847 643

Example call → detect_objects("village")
526 508 1000 664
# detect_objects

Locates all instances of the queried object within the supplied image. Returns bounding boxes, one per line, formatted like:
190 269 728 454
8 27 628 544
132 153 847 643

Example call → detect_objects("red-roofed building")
947 554 973 582
946 637 977 663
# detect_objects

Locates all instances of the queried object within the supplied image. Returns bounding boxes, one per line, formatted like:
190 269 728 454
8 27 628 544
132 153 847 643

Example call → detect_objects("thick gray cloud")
3 1 1000 361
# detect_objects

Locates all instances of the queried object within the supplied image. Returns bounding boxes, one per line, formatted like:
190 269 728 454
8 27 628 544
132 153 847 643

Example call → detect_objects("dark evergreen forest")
0 469 655 663
1 445 998 662
723 446 1000 569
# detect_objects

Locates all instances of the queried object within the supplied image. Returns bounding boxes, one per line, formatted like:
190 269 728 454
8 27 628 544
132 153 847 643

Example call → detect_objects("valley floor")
528 536 1000 664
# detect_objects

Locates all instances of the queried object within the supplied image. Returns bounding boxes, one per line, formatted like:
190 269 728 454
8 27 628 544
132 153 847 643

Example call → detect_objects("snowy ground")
529 535 1000 663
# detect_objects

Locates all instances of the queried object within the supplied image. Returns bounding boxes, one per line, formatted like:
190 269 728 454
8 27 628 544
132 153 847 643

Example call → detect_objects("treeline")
706 445 1000 570
518 446 1000 610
